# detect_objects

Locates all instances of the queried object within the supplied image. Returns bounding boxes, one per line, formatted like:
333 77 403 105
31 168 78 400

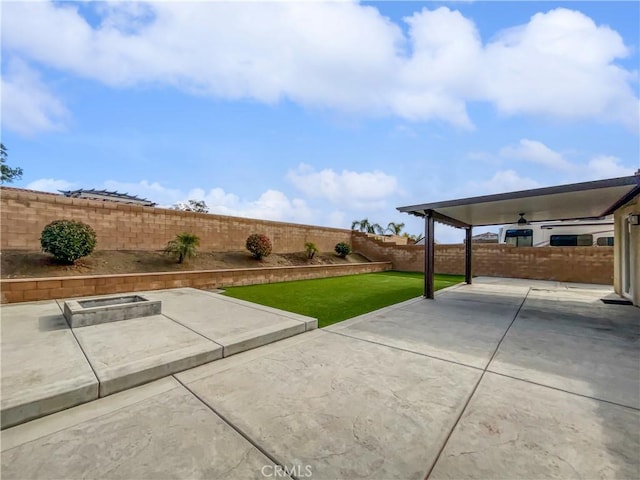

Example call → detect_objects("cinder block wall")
351 232 425 271
352 232 614 284
0 188 614 285
0 188 351 252
1 262 391 304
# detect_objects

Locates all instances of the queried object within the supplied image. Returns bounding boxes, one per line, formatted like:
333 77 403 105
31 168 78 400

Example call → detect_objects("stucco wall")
613 195 640 306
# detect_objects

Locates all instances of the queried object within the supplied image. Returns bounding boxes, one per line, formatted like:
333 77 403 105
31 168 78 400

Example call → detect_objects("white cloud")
190 188 314 224
481 9 638 129
585 155 636 180
499 139 573 171
326 210 347 229
103 180 182 205
101 180 314 224
482 139 637 181
2 3 637 130
25 177 316 224
469 170 540 195
1 2 402 109
287 163 399 209
25 178 74 192
1 59 69 136
395 6 482 128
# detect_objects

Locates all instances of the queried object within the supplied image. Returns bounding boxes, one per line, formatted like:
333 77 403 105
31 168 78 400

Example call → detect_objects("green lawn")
223 271 464 328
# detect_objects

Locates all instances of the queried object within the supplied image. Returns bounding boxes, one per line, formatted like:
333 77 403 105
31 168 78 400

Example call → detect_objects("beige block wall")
0 188 351 253
353 232 614 284
613 195 640 306
0 188 619 290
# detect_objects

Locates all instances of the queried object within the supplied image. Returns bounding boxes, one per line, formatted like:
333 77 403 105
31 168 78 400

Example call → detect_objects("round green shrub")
40 220 97 264
334 242 351 258
246 233 273 259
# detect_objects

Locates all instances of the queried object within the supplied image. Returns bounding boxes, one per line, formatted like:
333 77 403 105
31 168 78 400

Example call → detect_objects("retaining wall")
0 262 391 304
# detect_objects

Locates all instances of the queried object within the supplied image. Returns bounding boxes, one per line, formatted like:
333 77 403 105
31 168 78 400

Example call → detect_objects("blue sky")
2 1 639 243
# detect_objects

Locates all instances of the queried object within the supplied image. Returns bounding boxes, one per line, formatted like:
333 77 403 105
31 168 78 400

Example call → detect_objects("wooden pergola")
397 175 640 299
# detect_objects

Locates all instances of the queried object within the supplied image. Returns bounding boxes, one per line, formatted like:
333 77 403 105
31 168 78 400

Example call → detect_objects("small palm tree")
304 242 319 260
351 218 371 232
352 218 383 234
386 222 405 235
165 232 200 264
368 223 384 234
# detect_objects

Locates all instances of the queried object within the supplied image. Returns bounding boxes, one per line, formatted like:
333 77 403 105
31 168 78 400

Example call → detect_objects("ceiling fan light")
517 212 528 225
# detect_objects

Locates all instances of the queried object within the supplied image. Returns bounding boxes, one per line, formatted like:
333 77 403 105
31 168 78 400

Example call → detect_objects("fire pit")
63 295 161 328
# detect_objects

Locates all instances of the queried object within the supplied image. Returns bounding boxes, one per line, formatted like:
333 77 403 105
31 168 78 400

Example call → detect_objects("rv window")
505 229 533 247
596 237 614 246
550 234 593 246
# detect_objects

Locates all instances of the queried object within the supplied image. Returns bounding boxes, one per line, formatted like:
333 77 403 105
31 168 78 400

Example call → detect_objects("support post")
424 211 435 299
465 226 473 285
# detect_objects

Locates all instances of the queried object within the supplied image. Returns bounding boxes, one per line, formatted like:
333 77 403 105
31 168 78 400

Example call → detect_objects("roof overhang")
397 175 640 228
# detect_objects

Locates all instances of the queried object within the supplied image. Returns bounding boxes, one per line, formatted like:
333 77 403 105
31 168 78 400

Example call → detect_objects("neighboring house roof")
59 189 157 207
472 232 498 242
415 238 438 246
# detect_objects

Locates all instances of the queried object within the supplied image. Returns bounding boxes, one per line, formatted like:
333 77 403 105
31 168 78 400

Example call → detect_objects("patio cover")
397 175 640 298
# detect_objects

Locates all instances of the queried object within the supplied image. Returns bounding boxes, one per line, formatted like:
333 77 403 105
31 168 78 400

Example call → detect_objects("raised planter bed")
1 262 392 304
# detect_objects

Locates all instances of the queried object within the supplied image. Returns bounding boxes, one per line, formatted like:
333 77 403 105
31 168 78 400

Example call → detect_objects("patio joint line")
424 287 532 480
54 300 101 386
485 370 640 412
482 288 531 368
172 375 298 480
160 311 224 348
326 330 484 372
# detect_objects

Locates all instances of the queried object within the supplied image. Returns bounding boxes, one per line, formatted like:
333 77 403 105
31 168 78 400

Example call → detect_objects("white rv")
498 218 614 247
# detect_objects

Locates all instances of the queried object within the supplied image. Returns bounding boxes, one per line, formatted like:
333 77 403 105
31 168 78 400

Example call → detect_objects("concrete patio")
2 278 639 479
1 288 316 429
